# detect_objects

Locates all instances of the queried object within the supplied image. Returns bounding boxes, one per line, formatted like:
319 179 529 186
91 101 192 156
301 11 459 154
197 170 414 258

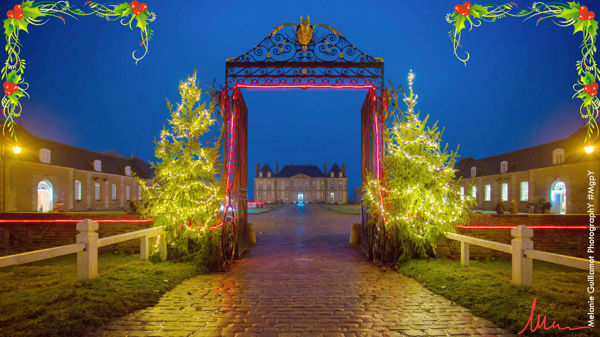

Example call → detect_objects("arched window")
500 160 508 174
74 180 82 201
37 180 53 212
550 180 567 214
39 148 51 164
552 148 565 164
124 166 132 176
470 167 477 178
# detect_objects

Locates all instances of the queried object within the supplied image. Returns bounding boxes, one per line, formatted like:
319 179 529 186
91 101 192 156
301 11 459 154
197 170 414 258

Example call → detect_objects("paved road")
91 204 510 337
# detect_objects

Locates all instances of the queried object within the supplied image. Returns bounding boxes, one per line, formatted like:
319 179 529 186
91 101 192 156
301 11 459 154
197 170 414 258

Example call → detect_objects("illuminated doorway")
550 180 566 214
297 192 304 204
37 180 53 212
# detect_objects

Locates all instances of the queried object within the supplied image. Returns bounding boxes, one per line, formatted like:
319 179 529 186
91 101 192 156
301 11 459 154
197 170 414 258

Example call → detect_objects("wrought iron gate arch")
220 17 386 264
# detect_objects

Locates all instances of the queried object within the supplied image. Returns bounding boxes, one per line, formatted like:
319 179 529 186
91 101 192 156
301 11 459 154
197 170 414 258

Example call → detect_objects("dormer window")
470 167 477 178
93 160 102 172
500 160 508 174
552 148 565 164
267 171 271 177
259 171 263 177
39 148 51 164
330 172 334 177
124 165 132 176
339 172 342 177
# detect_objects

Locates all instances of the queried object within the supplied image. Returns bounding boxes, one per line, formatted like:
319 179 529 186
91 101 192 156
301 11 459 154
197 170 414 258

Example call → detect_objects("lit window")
459 186 464 201
138 185 142 200
112 184 117 201
485 184 491 201
126 186 130 201
552 148 565 164
501 183 508 201
339 172 342 177
94 182 101 201
124 166 132 176
520 181 529 201
94 160 102 172
39 148 51 163
74 180 82 201
330 172 334 177
471 186 477 199
500 161 508 174
470 167 477 178
330 192 335 200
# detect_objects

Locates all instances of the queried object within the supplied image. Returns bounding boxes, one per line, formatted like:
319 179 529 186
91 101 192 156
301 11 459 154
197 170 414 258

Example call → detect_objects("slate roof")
455 126 597 179
278 164 325 178
3 122 154 179
258 164 274 176
329 163 342 175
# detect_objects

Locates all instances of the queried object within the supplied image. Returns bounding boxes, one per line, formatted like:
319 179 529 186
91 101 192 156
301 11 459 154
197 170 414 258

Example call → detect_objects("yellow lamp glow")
12 146 21 154
585 145 595 154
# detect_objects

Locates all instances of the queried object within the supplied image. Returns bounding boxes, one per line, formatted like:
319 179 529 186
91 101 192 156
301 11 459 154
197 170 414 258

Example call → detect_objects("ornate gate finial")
297 16 313 49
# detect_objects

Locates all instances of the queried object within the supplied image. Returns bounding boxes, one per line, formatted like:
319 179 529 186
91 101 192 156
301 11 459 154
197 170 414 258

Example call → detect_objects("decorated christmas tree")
136 70 223 269
364 70 474 262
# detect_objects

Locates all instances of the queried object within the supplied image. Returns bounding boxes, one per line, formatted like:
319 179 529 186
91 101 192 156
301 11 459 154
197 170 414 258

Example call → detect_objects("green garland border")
2 0 156 138
447 1 599 140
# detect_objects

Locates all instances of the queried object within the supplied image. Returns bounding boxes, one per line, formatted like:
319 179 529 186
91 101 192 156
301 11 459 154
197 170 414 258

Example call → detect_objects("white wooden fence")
0 219 166 281
446 225 597 287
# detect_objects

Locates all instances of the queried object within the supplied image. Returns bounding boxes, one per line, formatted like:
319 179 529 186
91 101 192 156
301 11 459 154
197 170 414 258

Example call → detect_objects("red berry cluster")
7 4 23 19
3 81 18 96
130 1 148 16
584 82 598 97
454 2 472 17
579 6 595 21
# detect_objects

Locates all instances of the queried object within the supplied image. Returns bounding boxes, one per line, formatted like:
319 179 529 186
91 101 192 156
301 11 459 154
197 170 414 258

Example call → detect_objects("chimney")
342 163 346 177
324 162 327 176
274 163 278 176
256 163 260 177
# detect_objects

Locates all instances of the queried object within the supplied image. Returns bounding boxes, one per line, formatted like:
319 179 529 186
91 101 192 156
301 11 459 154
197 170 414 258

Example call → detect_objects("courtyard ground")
91 204 513 336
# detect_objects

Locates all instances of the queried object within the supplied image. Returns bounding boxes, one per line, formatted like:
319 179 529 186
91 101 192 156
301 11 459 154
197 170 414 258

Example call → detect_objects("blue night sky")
13 0 594 200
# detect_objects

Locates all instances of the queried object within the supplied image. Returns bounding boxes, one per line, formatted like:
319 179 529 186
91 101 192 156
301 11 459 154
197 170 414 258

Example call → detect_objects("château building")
455 127 599 214
0 123 153 212
254 163 347 204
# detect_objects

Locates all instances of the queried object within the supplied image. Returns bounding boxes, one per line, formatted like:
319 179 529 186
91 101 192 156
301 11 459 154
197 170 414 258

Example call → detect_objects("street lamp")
12 146 21 154
585 145 595 154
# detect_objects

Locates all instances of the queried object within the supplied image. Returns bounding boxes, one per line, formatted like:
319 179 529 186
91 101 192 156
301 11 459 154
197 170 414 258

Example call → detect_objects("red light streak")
234 84 375 90
0 219 154 223
457 225 588 230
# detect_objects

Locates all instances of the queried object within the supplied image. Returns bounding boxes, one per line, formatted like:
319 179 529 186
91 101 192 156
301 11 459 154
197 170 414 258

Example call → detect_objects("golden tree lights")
363 70 475 261
135 70 223 256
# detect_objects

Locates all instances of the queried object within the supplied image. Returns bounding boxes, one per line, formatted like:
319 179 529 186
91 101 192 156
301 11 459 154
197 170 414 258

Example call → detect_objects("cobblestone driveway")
91 205 512 337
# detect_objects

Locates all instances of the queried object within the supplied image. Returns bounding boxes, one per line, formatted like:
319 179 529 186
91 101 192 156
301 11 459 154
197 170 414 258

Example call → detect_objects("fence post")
461 241 470 266
511 225 533 287
159 234 167 261
76 219 99 281
140 236 149 260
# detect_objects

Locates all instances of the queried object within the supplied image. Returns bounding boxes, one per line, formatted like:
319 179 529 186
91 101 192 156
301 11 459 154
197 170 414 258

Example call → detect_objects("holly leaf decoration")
113 3 132 17
582 72 595 85
588 20 598 39
557 2 581 21
453 12 467 34
8 88 24 105
7 70 21 84
22 5 43 21
470 4 488 19
136 11 148 31
3 19 15 37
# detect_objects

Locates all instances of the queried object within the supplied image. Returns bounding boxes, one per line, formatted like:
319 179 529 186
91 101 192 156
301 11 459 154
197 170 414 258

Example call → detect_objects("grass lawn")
248 204 281 214
0 252 197 337
398 258 594 336
320 204 361 215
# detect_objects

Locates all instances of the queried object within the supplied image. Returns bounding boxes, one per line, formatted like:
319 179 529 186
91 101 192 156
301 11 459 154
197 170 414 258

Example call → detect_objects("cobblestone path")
91 205 512 337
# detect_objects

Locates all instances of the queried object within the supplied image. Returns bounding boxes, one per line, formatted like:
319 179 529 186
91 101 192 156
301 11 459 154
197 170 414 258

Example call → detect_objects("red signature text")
518 298 591 334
